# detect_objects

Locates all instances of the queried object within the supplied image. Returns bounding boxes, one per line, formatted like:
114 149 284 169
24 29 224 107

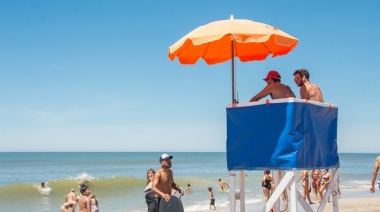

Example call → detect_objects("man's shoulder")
156 168 165 174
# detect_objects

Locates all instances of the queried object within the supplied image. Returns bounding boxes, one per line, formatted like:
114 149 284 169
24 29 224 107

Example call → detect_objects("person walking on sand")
262 170 273 202
250 70 296 102
152 153 184 206
319 169 332 203
370 156 380 193
218 178 229 191
208 187 216 210
145 168 158 212
300 170 314 204
78 186 91 212
311 169 322 198
293 68 324 103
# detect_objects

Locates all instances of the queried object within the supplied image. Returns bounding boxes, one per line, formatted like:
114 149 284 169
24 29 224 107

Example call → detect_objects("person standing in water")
78 186 91 212
218 178 229 191
185 184 193 194
90 194 99 212
152 153 184 206
145 168 158 212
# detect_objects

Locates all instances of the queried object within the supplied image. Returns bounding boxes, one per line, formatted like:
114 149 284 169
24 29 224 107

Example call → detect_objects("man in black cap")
152 153 184 204
250 70 295 102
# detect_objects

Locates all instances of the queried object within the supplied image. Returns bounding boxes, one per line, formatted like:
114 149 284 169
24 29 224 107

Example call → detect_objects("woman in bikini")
262 170 273 202
312 169 322 197
300 170 314 204
319 169 332 203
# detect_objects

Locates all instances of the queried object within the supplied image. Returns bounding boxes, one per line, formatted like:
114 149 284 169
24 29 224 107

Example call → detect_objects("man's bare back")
301 82 324 102
293 69 324 103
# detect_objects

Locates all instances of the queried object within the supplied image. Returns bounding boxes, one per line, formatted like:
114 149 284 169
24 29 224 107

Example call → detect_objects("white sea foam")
74 172 94 183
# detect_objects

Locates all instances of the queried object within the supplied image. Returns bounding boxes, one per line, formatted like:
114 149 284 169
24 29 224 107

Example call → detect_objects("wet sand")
197 188 380 212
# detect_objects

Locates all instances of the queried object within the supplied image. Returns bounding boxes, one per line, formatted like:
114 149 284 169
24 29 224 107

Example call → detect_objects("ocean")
0 152 377 211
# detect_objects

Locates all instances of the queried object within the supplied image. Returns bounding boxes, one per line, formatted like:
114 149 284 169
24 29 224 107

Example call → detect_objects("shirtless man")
370 156 380 193
218 178 229 191
152 153 184 205
293 69 324 103
311 169 322 197
250 70 296 102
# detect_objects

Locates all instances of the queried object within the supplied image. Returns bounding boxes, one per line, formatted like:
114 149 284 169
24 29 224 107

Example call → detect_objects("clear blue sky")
1 1 379 152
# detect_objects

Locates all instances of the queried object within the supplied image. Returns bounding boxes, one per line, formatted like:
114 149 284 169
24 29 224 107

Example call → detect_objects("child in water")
185 184 193 194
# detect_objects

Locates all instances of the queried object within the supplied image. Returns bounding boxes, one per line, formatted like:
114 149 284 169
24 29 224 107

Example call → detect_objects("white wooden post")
317 169 339 212
240 171 246 212
273 170 280 211
290 170 298 212
332 168 339 212
229 171 236 212
262 171 295 212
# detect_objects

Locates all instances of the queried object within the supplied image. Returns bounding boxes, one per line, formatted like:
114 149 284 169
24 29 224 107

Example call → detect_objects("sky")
1 1 379 153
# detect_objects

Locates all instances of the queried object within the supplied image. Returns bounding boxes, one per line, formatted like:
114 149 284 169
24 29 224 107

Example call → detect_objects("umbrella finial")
230 14 234 20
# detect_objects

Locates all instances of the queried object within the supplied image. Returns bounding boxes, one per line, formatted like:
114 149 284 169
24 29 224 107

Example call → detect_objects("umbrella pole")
231 39 235 104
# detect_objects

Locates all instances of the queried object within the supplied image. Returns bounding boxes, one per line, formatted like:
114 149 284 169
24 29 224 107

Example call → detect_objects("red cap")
263 70 281 81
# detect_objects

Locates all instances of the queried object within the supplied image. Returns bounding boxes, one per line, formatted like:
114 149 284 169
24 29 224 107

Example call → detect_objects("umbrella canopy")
169 15 298 65
168 15 298 103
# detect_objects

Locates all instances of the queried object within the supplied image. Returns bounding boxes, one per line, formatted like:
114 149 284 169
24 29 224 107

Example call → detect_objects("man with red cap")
249 70 296 102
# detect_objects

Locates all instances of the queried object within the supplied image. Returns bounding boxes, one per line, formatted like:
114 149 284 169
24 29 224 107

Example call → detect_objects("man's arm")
370 156 380 193
172 182 184 196
249 86 271 102
300 86 308 99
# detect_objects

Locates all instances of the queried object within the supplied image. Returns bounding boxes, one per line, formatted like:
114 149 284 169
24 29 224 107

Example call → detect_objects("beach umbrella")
168 15 298 103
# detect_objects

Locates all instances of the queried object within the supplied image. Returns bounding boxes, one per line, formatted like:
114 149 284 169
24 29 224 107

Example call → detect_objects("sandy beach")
197 188 380 212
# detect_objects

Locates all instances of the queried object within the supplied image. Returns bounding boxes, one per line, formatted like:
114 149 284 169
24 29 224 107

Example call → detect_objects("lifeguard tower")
226 98 339 212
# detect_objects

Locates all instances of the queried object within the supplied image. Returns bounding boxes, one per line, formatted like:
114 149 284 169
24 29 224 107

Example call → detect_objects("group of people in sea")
59 182 99 212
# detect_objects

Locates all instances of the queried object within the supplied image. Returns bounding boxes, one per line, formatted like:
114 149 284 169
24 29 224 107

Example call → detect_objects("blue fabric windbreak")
226 100 339 170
